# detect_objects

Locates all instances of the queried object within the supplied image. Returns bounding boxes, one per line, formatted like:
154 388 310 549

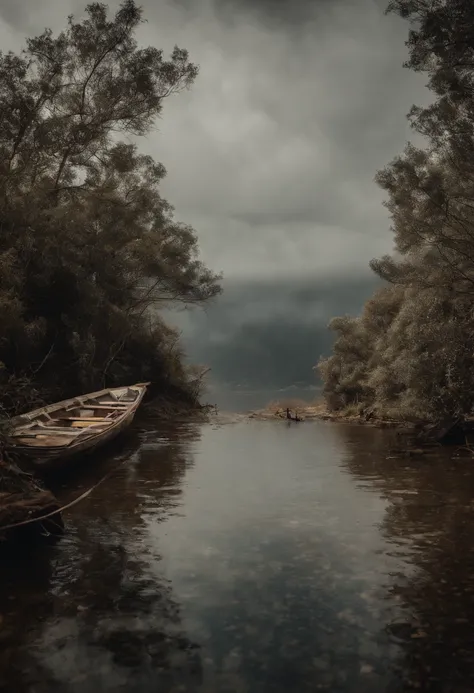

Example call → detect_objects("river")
1 417 474 692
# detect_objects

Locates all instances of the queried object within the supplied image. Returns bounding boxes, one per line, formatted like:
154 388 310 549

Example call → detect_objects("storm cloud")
170 275 380 388
0 0 429 390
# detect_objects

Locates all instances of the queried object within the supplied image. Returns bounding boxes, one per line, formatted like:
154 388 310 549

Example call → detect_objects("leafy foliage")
0 1 221 413
319 0 474 422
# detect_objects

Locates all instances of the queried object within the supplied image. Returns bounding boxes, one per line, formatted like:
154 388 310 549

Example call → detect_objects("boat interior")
10 387 142 448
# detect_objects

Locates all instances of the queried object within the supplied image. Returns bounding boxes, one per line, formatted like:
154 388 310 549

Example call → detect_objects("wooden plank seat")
59 416 111 422
81 405 127 411
36 422 107 433
95 402 130 408
15 436 74 447
44 422 107 430
39 422 98 430
12 428 84 437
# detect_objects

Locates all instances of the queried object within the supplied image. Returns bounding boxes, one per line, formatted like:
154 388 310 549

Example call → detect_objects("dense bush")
319 0 474 422
0 1 221 414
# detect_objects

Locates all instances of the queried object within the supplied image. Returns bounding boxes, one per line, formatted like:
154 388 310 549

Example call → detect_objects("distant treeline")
0 1 220 414
319 0 474 422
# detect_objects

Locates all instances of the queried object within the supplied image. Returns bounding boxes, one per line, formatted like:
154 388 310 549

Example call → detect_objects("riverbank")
248 400 415 429
247 399 474 454
143 395 213 421
0 458 63 544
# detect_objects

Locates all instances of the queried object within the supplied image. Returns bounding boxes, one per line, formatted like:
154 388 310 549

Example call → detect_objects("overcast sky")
0 0 429 395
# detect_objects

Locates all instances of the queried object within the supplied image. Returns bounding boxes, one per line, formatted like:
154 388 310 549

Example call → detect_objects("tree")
318 315 371 411
0 1 221 412
319 1 474 421
373 0 474 294
318 286 404 414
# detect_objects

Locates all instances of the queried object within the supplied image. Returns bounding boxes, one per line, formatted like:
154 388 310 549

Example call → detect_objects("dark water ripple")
1 420 474 692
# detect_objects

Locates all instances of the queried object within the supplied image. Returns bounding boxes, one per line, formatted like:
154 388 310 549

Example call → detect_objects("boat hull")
6 383 149 473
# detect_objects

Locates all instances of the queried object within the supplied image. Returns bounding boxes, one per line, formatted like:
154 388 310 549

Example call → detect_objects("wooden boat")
6 383 149 471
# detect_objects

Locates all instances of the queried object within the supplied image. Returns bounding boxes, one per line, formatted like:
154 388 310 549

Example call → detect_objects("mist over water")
203 384 321 412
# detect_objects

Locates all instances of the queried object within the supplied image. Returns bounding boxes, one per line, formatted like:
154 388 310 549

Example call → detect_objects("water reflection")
2 420 474 692
151 422 404 692
337 425 474 692
0 422 204 693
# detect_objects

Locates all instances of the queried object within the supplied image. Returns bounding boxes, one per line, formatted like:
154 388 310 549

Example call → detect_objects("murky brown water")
1 418 474 692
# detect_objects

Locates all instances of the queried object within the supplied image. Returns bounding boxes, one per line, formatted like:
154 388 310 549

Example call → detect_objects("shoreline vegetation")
249 399 474 455
0 1 220 543
0 0 221 421
250 1 474 454
316 1 474 431
249 399 410 428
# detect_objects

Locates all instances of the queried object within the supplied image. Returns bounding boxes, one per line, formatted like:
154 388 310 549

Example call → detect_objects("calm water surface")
2 418 474 692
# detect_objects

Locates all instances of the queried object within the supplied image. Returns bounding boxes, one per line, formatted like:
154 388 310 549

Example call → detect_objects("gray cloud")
0 0 428 390
169 274 380 388
145 0 427 279
0 0 427 279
